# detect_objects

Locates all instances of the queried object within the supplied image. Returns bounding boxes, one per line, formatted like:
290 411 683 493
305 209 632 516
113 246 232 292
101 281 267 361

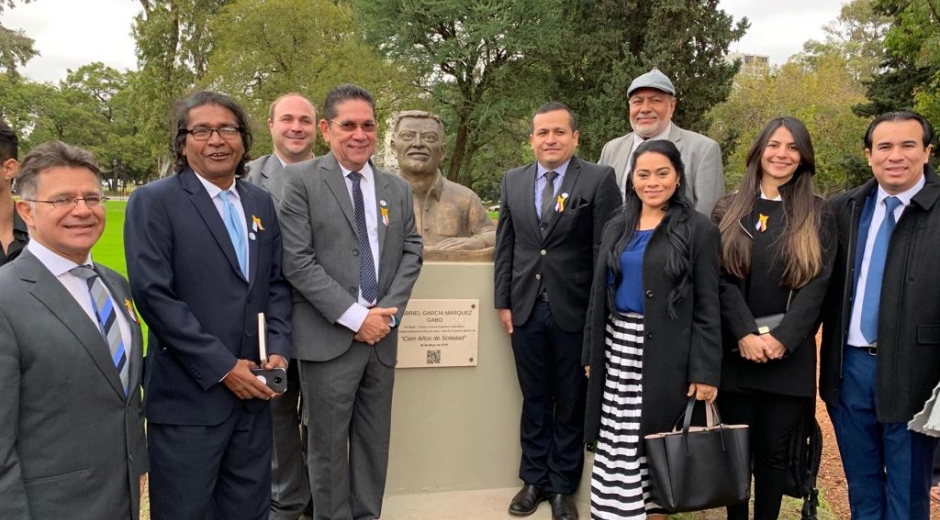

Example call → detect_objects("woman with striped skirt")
582 140 723 519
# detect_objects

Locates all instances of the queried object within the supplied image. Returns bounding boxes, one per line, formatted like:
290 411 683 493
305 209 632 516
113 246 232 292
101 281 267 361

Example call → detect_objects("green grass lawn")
92 200 148 344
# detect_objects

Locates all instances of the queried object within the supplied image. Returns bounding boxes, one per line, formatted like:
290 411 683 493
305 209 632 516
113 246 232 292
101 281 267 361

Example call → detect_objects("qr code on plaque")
427 349 442 364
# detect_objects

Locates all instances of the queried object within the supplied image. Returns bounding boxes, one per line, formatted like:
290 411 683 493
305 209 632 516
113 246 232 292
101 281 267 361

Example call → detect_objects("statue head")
391 110 446 178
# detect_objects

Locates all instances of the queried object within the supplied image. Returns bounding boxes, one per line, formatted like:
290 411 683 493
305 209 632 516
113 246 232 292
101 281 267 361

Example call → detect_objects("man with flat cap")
599 68 724 215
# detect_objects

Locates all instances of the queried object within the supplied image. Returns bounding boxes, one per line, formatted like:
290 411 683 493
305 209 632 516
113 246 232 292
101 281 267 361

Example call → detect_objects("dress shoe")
508 484 545 516
549 493 578 520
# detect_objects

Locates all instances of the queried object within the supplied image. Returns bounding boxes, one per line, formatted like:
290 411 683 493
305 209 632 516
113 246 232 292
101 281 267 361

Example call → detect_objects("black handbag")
643 397 751 513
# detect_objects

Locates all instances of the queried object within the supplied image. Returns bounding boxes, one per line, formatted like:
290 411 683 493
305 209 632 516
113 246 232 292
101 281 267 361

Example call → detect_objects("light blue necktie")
860 196 902 343
221 189 248 279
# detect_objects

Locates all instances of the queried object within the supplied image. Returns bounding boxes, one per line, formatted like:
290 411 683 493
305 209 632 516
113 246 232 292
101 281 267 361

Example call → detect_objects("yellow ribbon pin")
380 207 390 227
124 298 139 323
252 215 264 232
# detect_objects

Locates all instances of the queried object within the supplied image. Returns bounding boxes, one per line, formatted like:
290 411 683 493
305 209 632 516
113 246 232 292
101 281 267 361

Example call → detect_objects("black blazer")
124 169 293 426
821 168 940 422
494 157 621 332
712 193 836 398
583 206 722 443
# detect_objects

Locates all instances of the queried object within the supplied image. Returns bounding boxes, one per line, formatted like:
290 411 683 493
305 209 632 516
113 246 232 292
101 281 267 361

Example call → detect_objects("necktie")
540 171 558 222
220 190 248 279
860 195 902 343
71 265 129 395
349 172 378 304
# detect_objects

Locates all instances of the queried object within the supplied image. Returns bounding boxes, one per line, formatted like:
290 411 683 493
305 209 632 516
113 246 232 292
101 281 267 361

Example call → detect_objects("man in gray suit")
599 68 724 214
0 141 148 520
247 92 317 520
279 84 423 520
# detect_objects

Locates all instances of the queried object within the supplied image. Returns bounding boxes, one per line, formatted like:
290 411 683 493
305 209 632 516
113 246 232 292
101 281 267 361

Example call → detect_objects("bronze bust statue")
391 110 495 261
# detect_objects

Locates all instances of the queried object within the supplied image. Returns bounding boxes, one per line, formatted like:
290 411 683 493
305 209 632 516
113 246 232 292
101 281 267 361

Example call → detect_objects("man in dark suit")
494 102 621 520
124 91 293 520
0 119 26 266
0 141 148 520
821 111 940 520
279 84 423 520
247 92 317 520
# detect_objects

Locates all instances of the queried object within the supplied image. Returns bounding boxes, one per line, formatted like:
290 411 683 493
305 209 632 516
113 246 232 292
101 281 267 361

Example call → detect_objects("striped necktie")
348 171 378 303
71 265 129 395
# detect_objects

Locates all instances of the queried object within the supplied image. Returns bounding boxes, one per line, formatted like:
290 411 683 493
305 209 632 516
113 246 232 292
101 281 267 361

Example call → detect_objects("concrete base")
386 262 592 508
383 487 591 520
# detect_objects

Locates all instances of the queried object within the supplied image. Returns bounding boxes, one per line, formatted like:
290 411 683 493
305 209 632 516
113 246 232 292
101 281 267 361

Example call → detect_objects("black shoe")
549 493 578 520
508 484 545 516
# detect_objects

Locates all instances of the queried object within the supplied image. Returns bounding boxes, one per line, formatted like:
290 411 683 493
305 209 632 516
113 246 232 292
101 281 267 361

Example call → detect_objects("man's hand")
584 366 591 378
760 334 787 360
738 333 768 363
432 236 485 251
354 307 398 345
498 308 513 334
222 359 276 400
263 353 288 370
688 383 718 403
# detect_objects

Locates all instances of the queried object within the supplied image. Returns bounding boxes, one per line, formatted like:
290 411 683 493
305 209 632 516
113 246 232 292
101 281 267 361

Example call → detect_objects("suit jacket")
0 250 148 520
124 168 292 425
821 169 940 422
247 154 287 206
598 124 725 215
279 152 423 366
494 157 621 332
582 208 722 444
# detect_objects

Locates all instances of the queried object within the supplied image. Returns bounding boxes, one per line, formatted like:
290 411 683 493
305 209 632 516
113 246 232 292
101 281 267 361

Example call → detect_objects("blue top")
614 229 653 314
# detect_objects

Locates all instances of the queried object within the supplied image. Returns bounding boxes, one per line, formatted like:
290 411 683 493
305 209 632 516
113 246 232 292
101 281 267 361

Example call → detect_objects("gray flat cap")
627 68 675 97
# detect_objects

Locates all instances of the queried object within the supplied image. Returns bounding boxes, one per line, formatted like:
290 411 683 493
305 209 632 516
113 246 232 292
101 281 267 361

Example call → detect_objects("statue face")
393 117 445 177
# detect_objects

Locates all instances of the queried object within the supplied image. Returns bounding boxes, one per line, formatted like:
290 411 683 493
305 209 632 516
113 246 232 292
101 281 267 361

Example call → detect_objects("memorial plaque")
398 299 479 368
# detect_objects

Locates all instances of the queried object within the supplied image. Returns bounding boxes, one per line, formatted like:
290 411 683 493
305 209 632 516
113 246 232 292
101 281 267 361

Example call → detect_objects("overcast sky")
2 0 849 83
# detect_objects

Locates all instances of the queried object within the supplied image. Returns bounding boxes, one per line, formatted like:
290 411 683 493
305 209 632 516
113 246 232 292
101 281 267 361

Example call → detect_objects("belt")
851 342 877 356
537 291 549 302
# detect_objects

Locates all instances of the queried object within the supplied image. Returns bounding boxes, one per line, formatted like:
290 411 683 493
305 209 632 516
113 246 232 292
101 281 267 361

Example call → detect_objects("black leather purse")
644 397 751 513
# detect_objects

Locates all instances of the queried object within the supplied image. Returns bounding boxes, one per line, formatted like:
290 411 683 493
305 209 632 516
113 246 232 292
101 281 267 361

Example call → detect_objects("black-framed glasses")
328 120 378 133
182 126 241 141
23 196 109 209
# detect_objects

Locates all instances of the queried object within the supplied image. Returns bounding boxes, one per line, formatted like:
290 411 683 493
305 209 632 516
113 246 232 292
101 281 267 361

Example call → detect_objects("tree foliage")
802 0 891 83
351 0 567 186
203 0 423 158
553 0 748 161
708 54 871 193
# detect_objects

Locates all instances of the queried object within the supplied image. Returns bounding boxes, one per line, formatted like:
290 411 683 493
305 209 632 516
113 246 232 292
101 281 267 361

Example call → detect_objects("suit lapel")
261 156 285 205
237 181 260 291
543 158 582 239
181 170 246 282
18 252 126 399
374 168 390 258
97 268 144 399
322 154 358 236
521 164 541 239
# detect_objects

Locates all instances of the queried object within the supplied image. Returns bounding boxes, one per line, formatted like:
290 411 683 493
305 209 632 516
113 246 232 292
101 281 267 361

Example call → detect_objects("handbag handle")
678 396 728 456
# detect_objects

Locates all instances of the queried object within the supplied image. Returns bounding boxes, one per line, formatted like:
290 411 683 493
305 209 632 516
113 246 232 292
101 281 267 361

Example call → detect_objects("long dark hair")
607 139 693 318
718 116 822 288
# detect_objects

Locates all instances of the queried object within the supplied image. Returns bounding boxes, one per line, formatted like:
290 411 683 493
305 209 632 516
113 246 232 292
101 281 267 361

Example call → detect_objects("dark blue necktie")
71 265 129 395
348 172 378 304
861 195 902 343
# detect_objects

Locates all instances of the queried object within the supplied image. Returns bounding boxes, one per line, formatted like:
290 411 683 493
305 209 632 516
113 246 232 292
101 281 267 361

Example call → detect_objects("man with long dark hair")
125 91 292 520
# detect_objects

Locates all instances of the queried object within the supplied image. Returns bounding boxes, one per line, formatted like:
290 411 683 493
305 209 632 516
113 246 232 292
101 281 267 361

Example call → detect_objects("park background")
3 0 940 518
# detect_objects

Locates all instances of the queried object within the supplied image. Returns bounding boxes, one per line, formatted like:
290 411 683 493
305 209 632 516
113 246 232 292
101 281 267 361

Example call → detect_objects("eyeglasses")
182 126 241 141
328 120 378 133
23 196 109 209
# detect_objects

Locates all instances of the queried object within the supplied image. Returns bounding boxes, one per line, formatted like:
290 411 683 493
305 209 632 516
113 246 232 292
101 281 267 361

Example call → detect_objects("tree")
351 0 568 186
708 54 871 193
802 0 891 82
202 0 423 158
552 0 748 161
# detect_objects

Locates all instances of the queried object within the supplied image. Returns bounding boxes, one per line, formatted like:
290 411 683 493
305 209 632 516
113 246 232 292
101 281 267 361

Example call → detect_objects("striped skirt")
590 312 667 519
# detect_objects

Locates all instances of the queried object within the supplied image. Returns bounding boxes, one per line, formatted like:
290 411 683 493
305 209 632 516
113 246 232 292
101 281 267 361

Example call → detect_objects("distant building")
727 52 769 76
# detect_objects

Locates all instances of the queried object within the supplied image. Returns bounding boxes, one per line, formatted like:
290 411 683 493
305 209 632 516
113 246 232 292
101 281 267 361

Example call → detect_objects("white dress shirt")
847 175 925 346
193 173 251 277
534 159 570 219
335 162 383 333
27 240 132 356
